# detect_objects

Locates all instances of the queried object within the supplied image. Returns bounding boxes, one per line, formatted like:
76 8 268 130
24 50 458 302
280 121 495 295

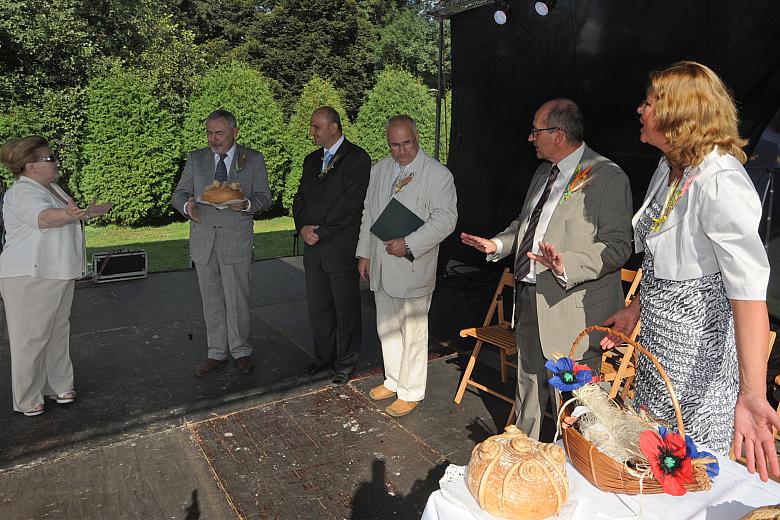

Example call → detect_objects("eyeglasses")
529 127 559 138
389 140 417 151
36 155 60 166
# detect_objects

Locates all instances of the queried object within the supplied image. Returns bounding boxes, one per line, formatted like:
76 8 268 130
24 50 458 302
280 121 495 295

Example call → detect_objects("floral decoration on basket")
551 325 719 496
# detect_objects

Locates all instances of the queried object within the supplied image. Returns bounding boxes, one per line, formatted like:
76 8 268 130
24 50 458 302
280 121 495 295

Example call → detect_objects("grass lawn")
85 216 299 272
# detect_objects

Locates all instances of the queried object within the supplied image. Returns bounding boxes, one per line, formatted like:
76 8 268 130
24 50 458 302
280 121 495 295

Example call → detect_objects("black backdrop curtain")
445 0 780 268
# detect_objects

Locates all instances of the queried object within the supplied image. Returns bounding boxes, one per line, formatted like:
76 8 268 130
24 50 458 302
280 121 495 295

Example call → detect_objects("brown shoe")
369 384 396 401
235 356 254 374
195 358 228 377
385 399 418 417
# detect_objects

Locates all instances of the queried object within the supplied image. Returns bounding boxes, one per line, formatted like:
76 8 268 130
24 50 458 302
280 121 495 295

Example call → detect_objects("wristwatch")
404 241 414 259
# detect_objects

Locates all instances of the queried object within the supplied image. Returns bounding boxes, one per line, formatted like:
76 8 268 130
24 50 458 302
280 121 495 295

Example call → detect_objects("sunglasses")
35 155 60 166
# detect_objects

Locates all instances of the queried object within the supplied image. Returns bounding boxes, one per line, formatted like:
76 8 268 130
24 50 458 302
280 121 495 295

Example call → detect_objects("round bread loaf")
202 181 244 204
466 425 569 519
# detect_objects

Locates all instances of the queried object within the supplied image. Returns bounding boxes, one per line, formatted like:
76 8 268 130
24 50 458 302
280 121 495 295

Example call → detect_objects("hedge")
80 67 181 225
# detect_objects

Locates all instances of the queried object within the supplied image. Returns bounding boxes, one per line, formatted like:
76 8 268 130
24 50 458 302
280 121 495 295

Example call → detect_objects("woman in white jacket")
601 62 780 481
0 136 110 416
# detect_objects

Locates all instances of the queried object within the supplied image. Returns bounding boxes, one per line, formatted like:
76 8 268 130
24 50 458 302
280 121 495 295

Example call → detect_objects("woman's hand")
66 197 86 221
599 297 640 349
84 197 113 219
732 391 780 482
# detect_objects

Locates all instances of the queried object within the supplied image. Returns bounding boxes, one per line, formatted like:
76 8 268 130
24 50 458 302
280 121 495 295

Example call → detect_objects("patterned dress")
633 200 738 454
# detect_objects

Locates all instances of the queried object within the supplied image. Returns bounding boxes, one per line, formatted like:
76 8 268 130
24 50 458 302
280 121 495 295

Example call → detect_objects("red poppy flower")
639 429 694 496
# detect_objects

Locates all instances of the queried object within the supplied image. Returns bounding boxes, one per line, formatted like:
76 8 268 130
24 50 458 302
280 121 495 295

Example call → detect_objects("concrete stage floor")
0 257 517 519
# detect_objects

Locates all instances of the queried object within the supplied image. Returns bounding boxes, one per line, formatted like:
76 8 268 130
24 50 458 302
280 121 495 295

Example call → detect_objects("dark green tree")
244 0 379 116
373 5 450 88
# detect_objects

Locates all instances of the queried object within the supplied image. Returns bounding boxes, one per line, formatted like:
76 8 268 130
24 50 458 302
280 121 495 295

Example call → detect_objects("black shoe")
302 363 331 376
330 372 350 387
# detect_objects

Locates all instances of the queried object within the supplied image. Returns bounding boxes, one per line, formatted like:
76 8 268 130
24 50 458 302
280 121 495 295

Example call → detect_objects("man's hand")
300 225 320 246
384 238 407 257
461 232 497 254
229 199 249 212
599 301 640 349
358 257 370 281
527 241 564 276
732 391 780 482
185 197 200 223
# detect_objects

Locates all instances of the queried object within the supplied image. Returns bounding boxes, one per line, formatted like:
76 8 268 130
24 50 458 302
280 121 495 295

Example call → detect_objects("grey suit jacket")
172 145 272 264
492 145 633 359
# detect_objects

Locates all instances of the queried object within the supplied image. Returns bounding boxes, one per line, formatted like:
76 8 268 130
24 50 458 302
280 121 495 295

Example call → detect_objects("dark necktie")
514 165 560 281
215 154 228 183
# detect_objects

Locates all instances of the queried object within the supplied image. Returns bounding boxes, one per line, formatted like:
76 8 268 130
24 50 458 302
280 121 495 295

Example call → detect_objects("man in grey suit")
172 109 272 376
462 98 632 440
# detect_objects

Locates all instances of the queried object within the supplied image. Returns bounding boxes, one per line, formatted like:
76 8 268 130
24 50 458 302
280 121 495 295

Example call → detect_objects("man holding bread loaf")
172 109 272 377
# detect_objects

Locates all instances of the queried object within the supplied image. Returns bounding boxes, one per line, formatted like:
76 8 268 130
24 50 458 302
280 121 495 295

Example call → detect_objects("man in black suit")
293 106 371 386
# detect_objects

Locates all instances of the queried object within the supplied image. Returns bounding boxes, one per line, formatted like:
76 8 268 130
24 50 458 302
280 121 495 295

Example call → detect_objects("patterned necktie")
322 150 333 172
514 165 560 281
215 154 228 183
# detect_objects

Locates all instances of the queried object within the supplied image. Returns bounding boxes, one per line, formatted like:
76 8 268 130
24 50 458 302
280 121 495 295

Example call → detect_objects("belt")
515 280 535 289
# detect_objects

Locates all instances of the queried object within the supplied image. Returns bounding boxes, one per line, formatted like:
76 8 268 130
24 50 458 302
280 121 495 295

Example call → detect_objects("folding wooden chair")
730 330 779 482
601 268 642 399
454 268 517 413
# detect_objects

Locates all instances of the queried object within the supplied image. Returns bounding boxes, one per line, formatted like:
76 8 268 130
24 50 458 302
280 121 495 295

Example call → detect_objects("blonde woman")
601 62 780 480
0 136 111 416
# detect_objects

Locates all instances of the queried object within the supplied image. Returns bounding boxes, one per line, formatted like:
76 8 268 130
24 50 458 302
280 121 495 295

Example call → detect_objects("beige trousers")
374 288 432 402
0 276 75 413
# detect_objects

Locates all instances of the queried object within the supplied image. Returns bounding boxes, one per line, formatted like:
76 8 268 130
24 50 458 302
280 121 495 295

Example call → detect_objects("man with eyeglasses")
356 115 457 417
461 98 632 441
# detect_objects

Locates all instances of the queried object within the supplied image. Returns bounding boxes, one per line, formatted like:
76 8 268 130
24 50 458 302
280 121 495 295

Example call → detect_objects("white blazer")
356 150 457 299
633 148 769 300
0 176 84 280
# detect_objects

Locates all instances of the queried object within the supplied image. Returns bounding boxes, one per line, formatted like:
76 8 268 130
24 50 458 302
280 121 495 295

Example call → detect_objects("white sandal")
47 391 76 404
23 404 44 417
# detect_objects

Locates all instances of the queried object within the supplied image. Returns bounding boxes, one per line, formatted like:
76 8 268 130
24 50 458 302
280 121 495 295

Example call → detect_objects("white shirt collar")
554 142 586 178
324 135 345 157
214 143 237 162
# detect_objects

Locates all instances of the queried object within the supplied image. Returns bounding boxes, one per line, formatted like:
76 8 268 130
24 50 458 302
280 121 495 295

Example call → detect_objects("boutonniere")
318 154 342 178
651 173 697 233
560 163 593 204
234 152 248 173
392 171 416 194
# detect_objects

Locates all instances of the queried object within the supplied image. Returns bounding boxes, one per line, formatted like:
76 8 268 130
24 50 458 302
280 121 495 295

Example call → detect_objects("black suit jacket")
293 138 371 272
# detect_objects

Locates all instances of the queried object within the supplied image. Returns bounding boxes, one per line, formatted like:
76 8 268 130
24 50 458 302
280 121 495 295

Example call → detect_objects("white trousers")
374 288 432 401
0 276 75 413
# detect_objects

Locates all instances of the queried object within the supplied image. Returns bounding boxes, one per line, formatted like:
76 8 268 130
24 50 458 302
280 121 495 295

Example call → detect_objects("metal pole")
766 170 775 251
434 16 444 161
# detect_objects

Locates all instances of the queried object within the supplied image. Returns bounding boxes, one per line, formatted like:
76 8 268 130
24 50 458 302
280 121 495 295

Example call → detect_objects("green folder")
370 198 425 261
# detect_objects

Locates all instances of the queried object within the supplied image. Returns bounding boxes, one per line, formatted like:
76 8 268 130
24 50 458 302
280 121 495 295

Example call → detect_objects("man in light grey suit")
462 99 632 440
172 109 272 376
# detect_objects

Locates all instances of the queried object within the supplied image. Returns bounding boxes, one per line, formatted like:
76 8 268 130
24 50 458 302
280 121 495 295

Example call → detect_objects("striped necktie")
514 165 560 281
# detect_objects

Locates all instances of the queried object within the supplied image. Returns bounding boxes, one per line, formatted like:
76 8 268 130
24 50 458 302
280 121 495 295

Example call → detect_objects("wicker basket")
561 325 709 495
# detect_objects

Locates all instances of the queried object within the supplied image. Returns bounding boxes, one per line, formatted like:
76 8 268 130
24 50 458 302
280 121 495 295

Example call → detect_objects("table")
422 455 780 520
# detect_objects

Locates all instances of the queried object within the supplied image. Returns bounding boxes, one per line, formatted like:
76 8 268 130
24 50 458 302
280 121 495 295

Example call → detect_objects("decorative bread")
466 425 569 519
201 181 244 204
741 505 780 520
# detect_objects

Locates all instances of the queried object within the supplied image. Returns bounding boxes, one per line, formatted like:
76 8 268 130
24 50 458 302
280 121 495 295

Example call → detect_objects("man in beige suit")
462 99 632 440
357 115 457 417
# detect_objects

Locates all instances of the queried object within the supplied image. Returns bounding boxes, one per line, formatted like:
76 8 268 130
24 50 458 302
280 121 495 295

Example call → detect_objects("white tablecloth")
422 455 780 520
